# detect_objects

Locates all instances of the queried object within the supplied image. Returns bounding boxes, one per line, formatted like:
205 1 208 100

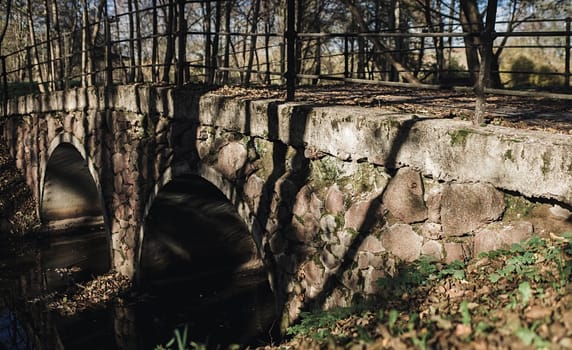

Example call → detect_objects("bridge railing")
0 1 571 121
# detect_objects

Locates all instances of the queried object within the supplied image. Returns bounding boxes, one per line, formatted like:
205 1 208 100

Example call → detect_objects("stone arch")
40 133 107 229
135 163 261 290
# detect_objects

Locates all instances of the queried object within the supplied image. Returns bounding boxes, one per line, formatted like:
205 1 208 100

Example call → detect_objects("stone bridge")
3 85 572 326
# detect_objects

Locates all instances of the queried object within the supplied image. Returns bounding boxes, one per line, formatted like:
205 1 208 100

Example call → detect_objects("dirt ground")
211 84 572 134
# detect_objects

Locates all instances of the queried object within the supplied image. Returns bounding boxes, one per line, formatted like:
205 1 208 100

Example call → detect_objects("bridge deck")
211 84 572 134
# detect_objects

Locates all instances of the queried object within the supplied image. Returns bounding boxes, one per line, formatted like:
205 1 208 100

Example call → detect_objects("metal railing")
0 1 571 117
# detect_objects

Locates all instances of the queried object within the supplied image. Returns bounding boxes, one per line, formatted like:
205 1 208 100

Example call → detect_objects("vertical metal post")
344 34 349 78
286 0 296 101
176 0 187 87
565 17 570 89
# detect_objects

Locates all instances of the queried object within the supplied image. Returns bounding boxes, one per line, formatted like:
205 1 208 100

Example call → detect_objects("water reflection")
0 226 278 349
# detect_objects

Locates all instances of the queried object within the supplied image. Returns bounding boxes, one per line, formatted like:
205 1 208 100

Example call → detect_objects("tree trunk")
222 0 232 84
344 0 420 84
152 0 158 82
127 0 136 82
312 0 321 85
204 0 212 83
49 0 65 89
459 0 482 85
162 0 175 83
210 0 222 84
474 0 498 125
460 0 501 88
134 0 143 82
0 0 11 101
27 0 45 91
245 0 261 84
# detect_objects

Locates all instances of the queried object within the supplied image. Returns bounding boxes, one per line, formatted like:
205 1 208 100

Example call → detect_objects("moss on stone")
310 156 340 187
541 151 551 176
448 128 471 147
503 149 514 162
503 194 537 220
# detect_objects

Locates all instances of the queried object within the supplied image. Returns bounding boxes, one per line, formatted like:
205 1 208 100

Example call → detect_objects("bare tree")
244 0 261 84
343 0 421 83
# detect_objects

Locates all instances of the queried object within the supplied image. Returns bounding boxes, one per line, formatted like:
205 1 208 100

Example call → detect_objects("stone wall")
3 85 572 329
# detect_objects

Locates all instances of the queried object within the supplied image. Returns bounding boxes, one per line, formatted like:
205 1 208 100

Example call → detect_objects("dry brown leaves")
209 84 572 134
44 271 131 316
270 235 572 350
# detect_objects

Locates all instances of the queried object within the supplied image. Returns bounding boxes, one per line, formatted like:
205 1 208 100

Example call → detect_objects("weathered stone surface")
362 267 386 295
244 174 265 212
322 288 351 310
421 240 443 260
381 224 422 262
300 260 325 299
358 235 384 254
441 183 505 236
215 141 247 180
426 184 443 223
289 212 320 243
344 197 383 231
357 252 385 269
320 214 339 239
112 153 126 174
549 205 572 220
292 185 322 222
320 248 340 271
422 222 443 239
443 242 471 263
474 221 534 255
325 184 345 214
383 167 428 223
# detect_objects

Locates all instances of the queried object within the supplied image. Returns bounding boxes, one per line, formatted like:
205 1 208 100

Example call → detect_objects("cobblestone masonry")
3 85 572 328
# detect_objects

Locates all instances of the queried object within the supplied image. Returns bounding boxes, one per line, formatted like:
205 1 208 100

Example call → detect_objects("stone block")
320 248 340 271
289 212 319 243
362 267 387 295
421 240 443 260
356 251 385 270
443 242 471 263
441 183 505 237
426 184 443 223
244 174 265 212
474 221 534 255
300 260 325 299
325 184 345 214
422 222 443 239
344 196 383 231
381 224 422 262
215 141 247 180
358 235 384 254
320 214 339 240
383 167 428 223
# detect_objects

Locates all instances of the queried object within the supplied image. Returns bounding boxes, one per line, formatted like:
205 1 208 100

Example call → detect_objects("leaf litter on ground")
269 233 572 350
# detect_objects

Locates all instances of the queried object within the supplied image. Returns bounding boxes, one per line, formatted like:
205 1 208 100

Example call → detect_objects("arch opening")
138 174 278 346
41 143 104 229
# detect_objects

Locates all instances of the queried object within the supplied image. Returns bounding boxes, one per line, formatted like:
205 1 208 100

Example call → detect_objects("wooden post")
474 0 497 126
565 17 570 89
286 0 296 101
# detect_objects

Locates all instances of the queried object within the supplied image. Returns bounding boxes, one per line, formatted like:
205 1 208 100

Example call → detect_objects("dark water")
0 227 279 350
